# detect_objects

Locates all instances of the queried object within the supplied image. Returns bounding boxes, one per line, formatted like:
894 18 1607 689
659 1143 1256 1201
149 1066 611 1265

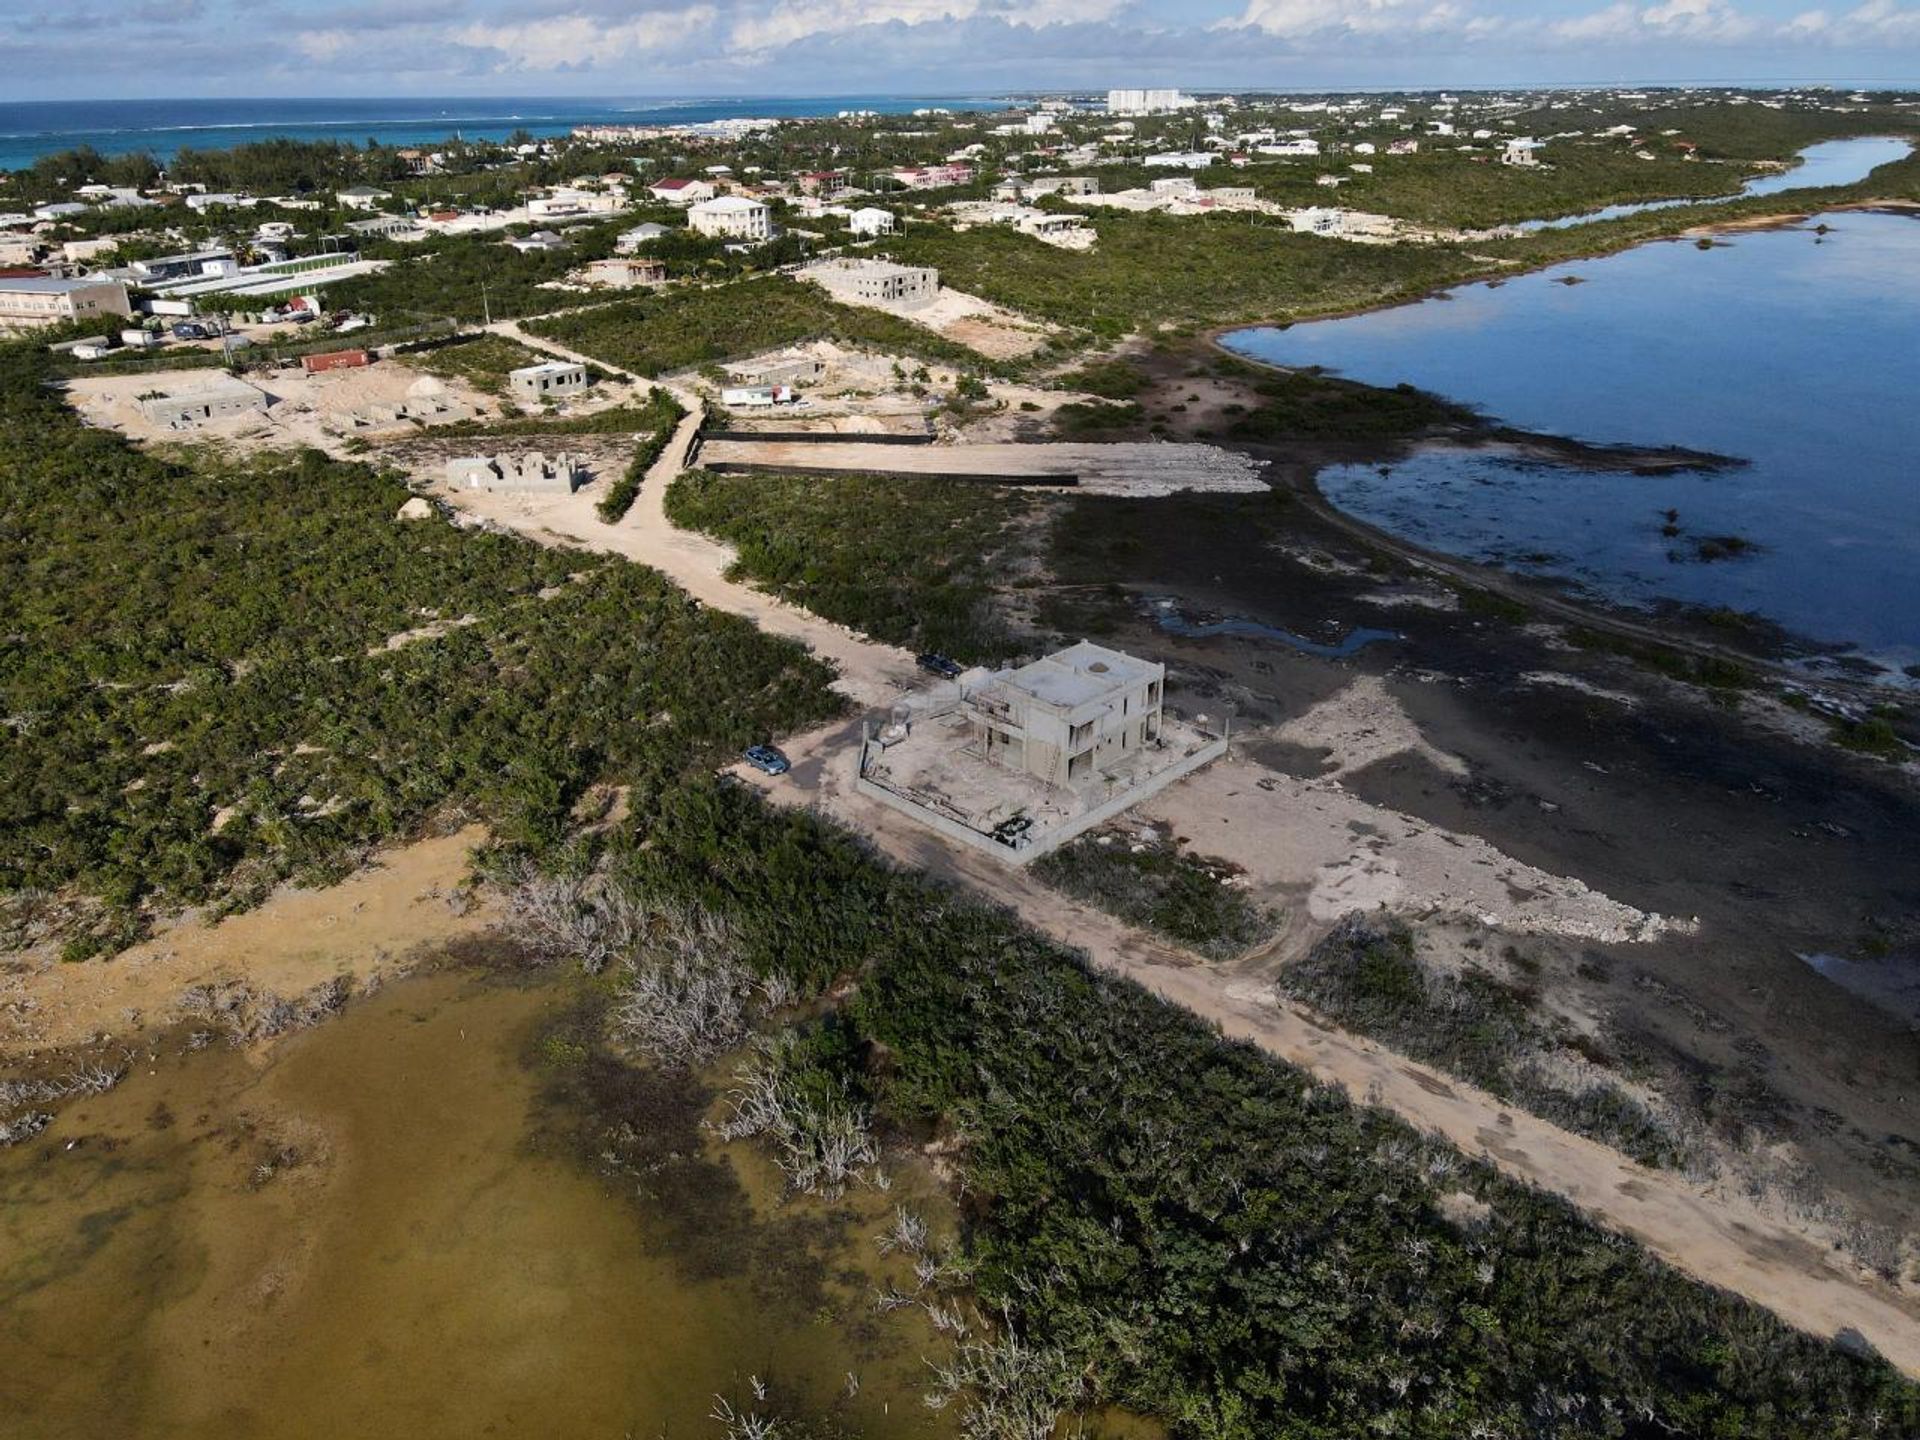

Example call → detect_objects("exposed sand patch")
64 363 504 456
1273 674 1470 780
0 827 490 1061
1146 751 1686 944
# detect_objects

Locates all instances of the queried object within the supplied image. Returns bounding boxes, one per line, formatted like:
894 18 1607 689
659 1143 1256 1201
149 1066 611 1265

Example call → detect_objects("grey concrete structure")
508 361 590 403
802 257 938 310
445 452 581 493
136 374 270 427
852 641 1226 865
965 641 1164 789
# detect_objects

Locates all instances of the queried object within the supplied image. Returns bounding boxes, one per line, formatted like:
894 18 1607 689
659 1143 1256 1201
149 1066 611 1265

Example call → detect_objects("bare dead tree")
922 1305 1086 1440
876 1204 930 1257
709 1395 781 1440
610 904 755 1064
0 1111 51 1146
714 1038 878 1198
501 860 644 974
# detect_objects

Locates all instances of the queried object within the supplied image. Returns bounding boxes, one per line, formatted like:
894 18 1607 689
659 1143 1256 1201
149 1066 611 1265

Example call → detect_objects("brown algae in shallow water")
0 970 954 1439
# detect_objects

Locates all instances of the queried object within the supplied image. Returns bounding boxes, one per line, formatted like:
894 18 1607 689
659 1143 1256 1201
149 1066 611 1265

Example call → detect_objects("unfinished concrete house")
347 377 473 429
803 257 938 311
854 641 1227 863
965 641 1164 788
445 452 581 493
136 374 269 428
509 361 590 403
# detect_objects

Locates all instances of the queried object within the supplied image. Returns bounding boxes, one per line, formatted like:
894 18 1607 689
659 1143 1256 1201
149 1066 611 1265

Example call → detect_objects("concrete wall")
855 734 1227 866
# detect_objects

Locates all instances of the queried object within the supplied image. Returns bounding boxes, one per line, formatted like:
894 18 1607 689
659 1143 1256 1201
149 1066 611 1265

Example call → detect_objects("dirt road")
433 350 1920 1374
733 727 1920 1375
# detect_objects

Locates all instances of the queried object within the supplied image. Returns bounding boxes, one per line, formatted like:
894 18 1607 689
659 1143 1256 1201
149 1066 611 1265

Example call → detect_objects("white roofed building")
688 195 773 241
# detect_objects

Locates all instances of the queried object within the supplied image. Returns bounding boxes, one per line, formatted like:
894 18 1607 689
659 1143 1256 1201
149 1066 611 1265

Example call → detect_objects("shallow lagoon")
0 971 955 1439
1226 209 1920 671
1520 135 1913 229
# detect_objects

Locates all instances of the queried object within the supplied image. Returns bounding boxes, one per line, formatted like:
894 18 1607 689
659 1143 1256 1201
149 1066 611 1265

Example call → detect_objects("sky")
2 0 1918 101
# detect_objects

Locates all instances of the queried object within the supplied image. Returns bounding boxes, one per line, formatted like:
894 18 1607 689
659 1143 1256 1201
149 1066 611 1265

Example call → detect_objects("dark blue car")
742 744 790 776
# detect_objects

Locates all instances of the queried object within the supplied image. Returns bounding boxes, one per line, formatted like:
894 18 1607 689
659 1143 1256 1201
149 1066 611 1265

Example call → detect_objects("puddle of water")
1147 597 1402 658
0 971 953 1439
1795 951 1920 1026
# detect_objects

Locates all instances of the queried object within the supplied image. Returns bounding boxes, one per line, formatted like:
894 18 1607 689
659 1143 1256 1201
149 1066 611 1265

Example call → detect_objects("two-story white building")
687 195 772 242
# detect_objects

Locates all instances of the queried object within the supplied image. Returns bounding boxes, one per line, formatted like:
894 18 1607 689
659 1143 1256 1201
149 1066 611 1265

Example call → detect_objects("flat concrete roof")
149 373 266 400
0 276 122 294
995 641 1158 711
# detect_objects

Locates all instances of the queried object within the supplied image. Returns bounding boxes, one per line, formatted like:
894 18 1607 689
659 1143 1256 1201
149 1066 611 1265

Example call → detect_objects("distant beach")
0 94 1011 171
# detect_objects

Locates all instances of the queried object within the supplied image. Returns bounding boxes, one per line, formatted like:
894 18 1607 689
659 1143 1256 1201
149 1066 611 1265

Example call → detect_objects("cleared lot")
694 437 1268 495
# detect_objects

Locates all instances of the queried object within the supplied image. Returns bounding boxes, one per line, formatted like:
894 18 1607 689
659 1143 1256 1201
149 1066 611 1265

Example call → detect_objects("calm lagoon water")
1225 210 1920 670
1521 135 1914 230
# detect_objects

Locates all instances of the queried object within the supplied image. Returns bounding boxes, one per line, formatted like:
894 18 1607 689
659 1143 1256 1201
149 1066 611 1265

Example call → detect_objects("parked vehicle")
742 744 790 776
916 653 963 679
170 321 214 340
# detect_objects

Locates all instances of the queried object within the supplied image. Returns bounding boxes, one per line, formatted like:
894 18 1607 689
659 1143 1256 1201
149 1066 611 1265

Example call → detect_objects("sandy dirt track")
731 725 1920 1375
428 345 1920 1372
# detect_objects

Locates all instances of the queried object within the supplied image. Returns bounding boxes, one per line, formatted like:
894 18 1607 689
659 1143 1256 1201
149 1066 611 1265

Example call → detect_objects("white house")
1144 151 1216 170
617 222 672 252
688 195 772 242
648 178 715 206
184 192 258 213
335 186 393 211
847 207 896 237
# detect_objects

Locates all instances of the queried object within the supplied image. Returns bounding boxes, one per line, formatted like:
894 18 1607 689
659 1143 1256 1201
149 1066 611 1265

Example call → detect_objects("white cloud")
1228 0 1473 37
1551 0 1920 45
727 0 1126 54
294 27 355 60
451 5 717 69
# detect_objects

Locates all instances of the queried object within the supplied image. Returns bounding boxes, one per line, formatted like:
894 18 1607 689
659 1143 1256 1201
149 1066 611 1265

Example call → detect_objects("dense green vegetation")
1033 829 1275 960
0 343 837 951
595 391 690 522
892 213 1478 341
397 333 546 394
1224 364 1476 441
1285 919 1690 1168
664 469 1032 661
1057 358 1149 399
529 275 999 376
522 785 1920 1438
325 226 627 324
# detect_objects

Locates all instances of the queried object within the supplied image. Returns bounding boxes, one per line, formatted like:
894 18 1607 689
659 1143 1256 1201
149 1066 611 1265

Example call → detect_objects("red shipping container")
302 348 370 374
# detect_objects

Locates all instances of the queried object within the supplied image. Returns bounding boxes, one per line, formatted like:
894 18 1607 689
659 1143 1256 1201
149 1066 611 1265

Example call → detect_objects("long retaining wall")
700 429 934 445
705 460 1075 487
854 733 1228 866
